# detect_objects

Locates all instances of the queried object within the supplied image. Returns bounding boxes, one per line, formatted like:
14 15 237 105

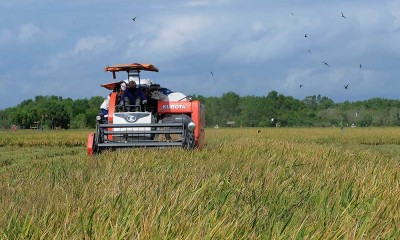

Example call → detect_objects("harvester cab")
87 63 205 155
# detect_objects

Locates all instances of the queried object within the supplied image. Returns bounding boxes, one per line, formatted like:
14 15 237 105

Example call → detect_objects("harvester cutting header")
87 63 205 155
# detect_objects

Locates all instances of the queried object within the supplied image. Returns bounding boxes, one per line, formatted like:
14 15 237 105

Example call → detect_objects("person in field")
100 93 110 115
120 81 147 111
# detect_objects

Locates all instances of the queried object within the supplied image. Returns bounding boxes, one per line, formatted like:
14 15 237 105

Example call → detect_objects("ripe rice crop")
0 128 399 239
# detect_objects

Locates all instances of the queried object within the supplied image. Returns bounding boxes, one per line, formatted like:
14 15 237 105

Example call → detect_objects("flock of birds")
132 12 360 91
300 11 363 90
207 11 361 90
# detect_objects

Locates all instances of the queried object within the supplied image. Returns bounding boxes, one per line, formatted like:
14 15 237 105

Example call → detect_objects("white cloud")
0 23 63 45
182 0 232 7
22 35 118 100
183 1 210 7
42 36 116 70
73 36 110 54
220 25 295 63
18 23 40 42
0 23 40 44
127 14 212 61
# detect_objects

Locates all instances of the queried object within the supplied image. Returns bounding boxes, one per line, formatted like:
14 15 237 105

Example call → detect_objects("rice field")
0 127 399 239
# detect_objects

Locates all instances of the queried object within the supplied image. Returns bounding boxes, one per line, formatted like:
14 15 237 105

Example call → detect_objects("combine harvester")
87 63 205 155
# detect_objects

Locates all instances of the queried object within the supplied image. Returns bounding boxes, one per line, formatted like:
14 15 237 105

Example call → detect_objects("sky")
1 0 400 109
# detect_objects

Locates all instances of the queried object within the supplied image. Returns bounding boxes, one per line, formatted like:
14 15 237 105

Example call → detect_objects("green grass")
0 128 399 239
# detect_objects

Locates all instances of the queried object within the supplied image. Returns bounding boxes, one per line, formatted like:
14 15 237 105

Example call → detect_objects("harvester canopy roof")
104 63 159 73
100 81 122 90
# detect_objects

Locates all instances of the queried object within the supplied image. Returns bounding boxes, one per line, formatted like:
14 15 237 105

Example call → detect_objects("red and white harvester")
87 63 205 155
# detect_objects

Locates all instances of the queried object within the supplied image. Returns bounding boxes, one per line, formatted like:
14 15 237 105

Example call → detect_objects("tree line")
1 91 400 129
193 91 400 128
0 95 103 130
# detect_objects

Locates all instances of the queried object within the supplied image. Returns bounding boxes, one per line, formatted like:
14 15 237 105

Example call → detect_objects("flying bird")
257 130 261 133
291 12 294 16
211 71 214 76
359 64 362 68
322 62 330 67
344 84 349 89
305 33 308 38
341 12 346 18
132 17 136 21
307 49 311 53
300 84 303 88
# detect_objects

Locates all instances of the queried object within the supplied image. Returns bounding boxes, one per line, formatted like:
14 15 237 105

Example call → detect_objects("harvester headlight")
96 115 102 121
188 122 196 131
